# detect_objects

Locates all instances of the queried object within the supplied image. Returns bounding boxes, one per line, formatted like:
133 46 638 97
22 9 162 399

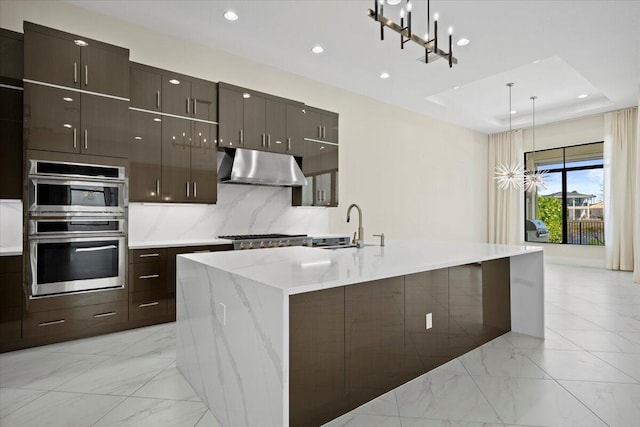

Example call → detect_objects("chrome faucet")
346 203 364 248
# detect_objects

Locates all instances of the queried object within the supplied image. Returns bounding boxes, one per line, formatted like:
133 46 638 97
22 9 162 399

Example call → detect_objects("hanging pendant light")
524 96 548 193
494 83 524 191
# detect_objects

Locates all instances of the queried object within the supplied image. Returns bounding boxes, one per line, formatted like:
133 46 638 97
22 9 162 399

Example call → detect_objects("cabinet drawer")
129 262 166 292
0 272 22 308
23 300 127 340
129 289 167 321
0 307 21 344
129 248 167 264
0 255 22 273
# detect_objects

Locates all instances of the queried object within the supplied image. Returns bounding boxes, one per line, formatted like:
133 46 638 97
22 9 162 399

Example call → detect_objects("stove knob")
286 239 291 246
239 242 245 250
260 241 265 248
268 241 274 248
279 240 286 247
248 242 254 249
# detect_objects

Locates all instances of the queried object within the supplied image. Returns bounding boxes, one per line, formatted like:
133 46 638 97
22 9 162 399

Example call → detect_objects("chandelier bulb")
434 12 439 21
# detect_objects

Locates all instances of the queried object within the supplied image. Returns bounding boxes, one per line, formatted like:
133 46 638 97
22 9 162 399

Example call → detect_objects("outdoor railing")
567 220 605 245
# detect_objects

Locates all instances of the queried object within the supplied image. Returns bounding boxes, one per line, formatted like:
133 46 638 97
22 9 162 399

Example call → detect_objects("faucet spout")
346 203 364 248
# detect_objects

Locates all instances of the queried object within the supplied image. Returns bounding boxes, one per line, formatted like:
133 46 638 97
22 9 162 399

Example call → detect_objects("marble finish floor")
2 264 640 426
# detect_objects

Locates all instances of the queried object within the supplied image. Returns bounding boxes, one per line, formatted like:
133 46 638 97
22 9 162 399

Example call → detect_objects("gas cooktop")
218 234 307 240
218 234 309 250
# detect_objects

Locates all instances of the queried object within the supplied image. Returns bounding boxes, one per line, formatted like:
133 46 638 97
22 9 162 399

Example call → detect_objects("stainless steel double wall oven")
27 160 127 297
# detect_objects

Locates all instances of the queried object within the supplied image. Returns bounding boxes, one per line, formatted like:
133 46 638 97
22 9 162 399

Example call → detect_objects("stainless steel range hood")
217 148 307 187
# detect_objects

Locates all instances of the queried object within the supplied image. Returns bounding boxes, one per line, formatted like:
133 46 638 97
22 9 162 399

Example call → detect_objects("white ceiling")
67 0 640 134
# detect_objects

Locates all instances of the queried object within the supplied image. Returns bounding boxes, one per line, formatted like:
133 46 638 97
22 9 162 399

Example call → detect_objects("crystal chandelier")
524 96 548 193
494 83 524 191
368 0 458 67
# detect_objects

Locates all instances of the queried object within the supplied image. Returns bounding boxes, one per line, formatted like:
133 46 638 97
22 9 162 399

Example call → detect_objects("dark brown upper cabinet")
129 110 162 202
304 106 339 144
24 22 129 98
130 63 161 112
285 103 307 157
24 83 129 158
218 85 244 148
0 28 24 86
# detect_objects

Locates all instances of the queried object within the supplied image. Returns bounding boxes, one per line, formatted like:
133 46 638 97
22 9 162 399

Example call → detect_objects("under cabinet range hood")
217 148 307 187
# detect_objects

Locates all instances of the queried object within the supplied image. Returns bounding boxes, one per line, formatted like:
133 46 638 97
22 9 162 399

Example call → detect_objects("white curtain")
488 130 524 245
636 89 640 284
604 106 639 283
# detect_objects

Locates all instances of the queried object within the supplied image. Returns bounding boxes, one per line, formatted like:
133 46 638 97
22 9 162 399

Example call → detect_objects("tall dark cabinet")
0 28 23 199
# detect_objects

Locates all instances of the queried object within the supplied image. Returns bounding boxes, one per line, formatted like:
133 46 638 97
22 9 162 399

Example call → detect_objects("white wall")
521 114 606 267
1 1 488 244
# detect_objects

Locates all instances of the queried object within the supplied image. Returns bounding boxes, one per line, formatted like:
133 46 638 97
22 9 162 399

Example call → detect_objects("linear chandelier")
368 0 458 67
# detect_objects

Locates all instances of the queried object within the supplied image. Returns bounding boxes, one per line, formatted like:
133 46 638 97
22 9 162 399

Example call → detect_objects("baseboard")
545 255 606 269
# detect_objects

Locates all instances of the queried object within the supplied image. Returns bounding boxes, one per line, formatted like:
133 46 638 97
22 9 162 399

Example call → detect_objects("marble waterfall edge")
176 256 287 427
129 184 328 245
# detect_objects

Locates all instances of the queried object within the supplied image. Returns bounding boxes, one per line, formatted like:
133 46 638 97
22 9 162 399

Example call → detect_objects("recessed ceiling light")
453 86 460 90
379 72 390 79
533 60 541 64
168 79 180 85
311 45 324 54
223 10 238 21
578 94 588 99
386 0 402 4
510 110 517 114
73 39 88 47
456 38 470 46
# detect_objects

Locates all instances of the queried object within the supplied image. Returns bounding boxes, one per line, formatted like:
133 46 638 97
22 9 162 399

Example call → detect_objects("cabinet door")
24 83 80 153
80 93 129 158
24 30 80 89
243 93 266 150
0 29 23 82
161 116 192 203
286 103 306 156
265 99 287 153
162 75 191 117
303 108 323 141
345 276 405 409
217 87 243 148
130 66 161 111
129 110 162 202
315 173 332 206
191 80 217 121
190 122 217 204
0 87 23 199
322 112 339 143
81 44 129 98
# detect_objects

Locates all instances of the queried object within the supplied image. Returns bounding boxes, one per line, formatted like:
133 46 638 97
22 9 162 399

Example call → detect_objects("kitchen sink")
319 243 377 250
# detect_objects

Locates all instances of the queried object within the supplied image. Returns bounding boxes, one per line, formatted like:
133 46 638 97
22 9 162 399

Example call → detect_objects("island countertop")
180 240 543 295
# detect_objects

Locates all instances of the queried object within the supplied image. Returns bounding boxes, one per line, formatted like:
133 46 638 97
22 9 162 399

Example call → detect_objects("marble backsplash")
0 200 23 253
128 184 329 244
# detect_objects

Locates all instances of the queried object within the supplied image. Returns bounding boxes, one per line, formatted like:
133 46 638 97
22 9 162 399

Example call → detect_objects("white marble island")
176 241 544 427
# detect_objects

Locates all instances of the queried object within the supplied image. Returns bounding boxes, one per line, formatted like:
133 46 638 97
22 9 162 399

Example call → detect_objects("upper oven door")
29 235 125 297
29 177 125 216
29 217 126 236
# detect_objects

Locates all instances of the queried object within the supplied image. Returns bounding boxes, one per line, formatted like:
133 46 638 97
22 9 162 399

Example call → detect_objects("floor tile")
0 388 46 417
400 420 504 427
55 355 173 396
322 413 402 427
395 373 499 423
545 313 604 331
554 329 640 353
523 349 637 383
194 410 223 427
473 376 607 426
582 313 640 332
0 351 109 390
560 380 640 427
92 396 208 427
0 391 124 427
352 390 399 417
502 330 581 351
459 346 549 379
133 366 201 401
591 352 640 382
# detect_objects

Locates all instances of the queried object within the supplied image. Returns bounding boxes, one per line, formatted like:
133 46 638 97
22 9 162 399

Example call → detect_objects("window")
524 142 604 245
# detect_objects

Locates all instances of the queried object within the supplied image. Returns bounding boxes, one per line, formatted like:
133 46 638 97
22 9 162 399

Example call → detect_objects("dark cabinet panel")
129 248 168 264
190 122 217 203
218 86 244 148
81 44 129 98
286 103 306 156
161 116 192 203
290 287 346 427
0 256 22 349
0 86 22 121
24 29 80 89
24 83 80 153
191 80 217 122
130 65 161 111
303 107 339 144
345 276 405 409
243 94 266 150
448 263 485 357
80 93 129 158
0 89 23 199
0 28 24 83
304 108 323 141
129 289 168 321
129 110 162 202
162 74 191 117
129 261 166 292
481 258 511 335
265 99 287 153
323 112 339 143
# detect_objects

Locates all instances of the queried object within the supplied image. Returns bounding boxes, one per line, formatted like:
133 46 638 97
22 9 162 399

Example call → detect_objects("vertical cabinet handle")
239 129 243 144
267 134 271 148
73 62 77 84
193 182 197 199
84 65 88 86
318 125 322 139
261 134 266 148
193 99 197 115
322 126 326 139
156 179 160 197
287 137 291 151
186 181 190 198
73 128 77 149
186 97 190 114
84 129 88 150
156 91 160 109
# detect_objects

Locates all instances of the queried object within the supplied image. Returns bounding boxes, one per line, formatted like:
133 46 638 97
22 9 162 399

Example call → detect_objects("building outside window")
524 142 604 245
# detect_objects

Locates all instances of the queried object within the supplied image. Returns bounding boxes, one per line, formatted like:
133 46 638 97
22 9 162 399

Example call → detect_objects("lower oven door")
29 235 125 297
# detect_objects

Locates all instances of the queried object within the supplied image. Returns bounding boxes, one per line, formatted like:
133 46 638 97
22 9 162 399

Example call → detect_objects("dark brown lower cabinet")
0 256 23 351
289 259 511 426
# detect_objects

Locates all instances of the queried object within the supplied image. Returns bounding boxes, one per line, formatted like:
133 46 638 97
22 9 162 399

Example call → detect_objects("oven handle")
75 245 118 253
